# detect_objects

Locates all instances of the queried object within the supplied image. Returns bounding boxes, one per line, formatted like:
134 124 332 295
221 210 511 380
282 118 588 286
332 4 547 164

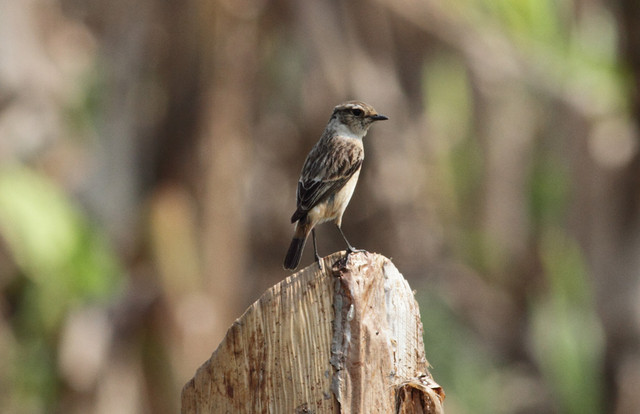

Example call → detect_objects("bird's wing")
291 138 363 223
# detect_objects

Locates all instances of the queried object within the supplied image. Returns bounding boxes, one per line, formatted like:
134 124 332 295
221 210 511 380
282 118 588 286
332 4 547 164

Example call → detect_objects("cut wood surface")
181 251 444 413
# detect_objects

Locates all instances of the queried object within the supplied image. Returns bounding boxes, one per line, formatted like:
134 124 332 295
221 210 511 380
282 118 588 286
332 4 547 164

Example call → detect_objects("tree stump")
181 251 444 413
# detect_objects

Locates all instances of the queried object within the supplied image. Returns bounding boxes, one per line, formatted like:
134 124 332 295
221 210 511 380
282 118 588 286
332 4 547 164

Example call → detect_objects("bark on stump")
181 251 444 413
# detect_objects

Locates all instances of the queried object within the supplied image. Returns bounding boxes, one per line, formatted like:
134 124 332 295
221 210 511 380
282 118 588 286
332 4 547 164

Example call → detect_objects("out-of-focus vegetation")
0 167 121 412
1 0 639 413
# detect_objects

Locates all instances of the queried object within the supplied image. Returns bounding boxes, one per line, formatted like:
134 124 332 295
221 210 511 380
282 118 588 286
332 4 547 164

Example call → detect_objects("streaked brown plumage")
284 101 387 270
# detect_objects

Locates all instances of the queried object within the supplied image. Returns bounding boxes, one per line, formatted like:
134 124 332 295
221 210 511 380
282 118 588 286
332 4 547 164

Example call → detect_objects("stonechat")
284 101 387 270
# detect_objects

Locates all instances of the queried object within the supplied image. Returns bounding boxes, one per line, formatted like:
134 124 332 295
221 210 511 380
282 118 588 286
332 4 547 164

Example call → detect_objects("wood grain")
181 252 444 413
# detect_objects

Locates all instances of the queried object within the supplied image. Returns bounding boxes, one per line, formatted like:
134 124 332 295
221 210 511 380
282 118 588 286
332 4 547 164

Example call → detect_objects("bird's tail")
284 221 310 270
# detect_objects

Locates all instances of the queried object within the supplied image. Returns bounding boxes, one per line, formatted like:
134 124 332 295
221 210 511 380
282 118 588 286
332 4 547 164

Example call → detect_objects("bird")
283 100 388 270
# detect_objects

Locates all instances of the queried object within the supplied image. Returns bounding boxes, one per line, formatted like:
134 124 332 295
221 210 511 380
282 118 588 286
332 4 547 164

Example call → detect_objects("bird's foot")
346 246 366 255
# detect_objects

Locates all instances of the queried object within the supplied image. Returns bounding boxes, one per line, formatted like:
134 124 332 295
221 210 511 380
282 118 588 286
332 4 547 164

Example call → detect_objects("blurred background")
1 0 639 412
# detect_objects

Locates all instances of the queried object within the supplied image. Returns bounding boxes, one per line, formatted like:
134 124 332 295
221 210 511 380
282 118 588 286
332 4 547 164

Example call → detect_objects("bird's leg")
337 225 365 255
312 228 322 269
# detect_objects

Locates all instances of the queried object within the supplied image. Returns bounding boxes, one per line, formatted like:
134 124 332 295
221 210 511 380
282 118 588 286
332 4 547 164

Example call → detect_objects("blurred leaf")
565 7 627 116
530 229 604 414
422 54 488 272
418 292 500 414
453 0 569 46
0 166 123 411
529 153 568 228
422 54 473 149
7 337 56 413
0 167 121 331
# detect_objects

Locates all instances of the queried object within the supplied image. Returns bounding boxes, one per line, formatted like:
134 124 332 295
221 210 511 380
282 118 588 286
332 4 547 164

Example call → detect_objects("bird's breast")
308 169 361 226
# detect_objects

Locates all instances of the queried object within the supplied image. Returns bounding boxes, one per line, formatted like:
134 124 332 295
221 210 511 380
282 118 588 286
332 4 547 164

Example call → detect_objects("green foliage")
530 230 604 414
422 54 473 149
529 152 569 229
423 54 482 227
0 167 121 328
418 293 500 414
421 2 614 412
450 0 570 47
422 54 490 274
0 166 122 410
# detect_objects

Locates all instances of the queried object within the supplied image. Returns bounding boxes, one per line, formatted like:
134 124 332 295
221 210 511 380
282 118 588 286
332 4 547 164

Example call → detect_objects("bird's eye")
351 108 363 117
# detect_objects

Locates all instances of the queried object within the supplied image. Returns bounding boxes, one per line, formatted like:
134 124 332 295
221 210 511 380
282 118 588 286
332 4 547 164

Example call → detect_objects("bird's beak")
369 114 388 121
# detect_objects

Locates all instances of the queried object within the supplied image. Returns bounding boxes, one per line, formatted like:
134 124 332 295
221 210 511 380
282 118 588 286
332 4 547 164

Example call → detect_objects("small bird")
284 100 388 270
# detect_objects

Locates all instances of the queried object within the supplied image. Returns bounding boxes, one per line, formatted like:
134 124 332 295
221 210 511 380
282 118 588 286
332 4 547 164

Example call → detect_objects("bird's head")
331 101 388 136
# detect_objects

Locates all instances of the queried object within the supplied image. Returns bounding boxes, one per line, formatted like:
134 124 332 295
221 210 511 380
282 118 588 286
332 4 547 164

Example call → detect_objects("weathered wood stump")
181 251 444 413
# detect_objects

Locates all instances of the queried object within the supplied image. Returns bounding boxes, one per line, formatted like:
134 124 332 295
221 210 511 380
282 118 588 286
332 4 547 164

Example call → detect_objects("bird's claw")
346 246 366 255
